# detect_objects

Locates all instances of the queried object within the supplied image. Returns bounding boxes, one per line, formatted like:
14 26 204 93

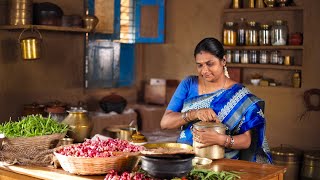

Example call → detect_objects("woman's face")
195 51 225 82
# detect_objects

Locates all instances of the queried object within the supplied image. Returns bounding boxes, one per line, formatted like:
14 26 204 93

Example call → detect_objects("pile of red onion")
56 138 144 158
104 170 154 180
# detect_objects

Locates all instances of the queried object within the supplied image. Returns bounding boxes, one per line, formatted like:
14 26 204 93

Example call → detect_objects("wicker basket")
53 147 140 175
5 133 66 150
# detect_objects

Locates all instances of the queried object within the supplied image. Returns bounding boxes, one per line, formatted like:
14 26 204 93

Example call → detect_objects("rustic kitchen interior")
0 0 320 179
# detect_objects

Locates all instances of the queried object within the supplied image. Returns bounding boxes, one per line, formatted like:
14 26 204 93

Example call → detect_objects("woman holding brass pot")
160 37 272 163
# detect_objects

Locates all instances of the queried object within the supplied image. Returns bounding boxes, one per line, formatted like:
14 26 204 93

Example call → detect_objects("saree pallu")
177 84 272 164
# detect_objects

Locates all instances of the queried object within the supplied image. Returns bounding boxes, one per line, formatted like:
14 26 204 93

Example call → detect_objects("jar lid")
260 24 269 29
271 146 302 162
247 21 256 26
304 150 320 160
193 122 226 129
274 20 287 25
225 21 235 26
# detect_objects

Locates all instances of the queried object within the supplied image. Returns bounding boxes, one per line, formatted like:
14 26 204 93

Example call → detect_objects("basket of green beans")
0 114 69 150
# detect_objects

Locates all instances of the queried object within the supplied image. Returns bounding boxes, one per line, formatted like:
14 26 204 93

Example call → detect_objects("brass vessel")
62 108 92 143
19 28 42 60
193 122 226 159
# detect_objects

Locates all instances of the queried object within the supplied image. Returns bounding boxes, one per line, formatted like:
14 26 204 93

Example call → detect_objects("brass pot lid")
271 146 302 157
271 146 302 162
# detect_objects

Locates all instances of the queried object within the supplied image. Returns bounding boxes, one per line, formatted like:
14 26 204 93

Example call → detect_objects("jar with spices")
223 22 237 46
225 50 232 63
292 71 301 88
232 50 240 63
240 50 249 63
246 21 259 46
249 50 258 64
259 24 271 45
270 50 279 64
259 50 269 64
237 18 247 46
271 20 288 46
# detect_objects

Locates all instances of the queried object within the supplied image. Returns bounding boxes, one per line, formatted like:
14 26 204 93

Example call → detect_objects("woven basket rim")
6 132 67 140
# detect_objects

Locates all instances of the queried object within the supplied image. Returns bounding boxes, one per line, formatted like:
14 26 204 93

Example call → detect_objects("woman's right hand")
194 108 221 123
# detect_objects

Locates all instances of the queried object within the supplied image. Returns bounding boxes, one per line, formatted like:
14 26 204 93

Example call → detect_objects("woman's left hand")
192 127 222 148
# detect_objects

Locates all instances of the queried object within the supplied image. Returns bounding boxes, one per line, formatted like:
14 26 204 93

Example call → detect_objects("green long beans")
188 169 242 180
0 114 69 138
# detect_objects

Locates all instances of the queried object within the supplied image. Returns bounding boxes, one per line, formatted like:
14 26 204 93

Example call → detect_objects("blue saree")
167 76 272 164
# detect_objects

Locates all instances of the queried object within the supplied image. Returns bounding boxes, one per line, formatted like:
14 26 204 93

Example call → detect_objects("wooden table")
0 159 286 180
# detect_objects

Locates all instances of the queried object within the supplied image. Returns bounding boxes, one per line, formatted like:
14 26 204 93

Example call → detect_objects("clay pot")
22 102 46 116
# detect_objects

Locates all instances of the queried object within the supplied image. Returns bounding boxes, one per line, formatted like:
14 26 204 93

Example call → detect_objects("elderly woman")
160 37 272 163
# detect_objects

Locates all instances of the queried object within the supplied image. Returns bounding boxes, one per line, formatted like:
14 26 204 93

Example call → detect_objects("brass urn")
62 107 92 143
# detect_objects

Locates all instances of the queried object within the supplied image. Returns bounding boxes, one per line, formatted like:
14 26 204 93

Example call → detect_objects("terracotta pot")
22 102 46 116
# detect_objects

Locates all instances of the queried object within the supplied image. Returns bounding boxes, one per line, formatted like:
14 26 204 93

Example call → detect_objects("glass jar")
246 21 258 46
241 50 249 63
259 24 271 45
271 20 288 46
232 50 240 63
223 22 237 46
237 18 247 46
249 50 258 64
292 71 301 88
225 50 232 63
270 50 279 64
259 50 269 64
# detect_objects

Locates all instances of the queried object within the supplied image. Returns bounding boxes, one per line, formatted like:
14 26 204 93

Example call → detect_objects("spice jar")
223 22 237 46
232 50 240 63
249 50 258 64
292 71 301 88
271 20 288 46
241 50 249 64
225 50 232 63
193 122 226 159
270 50 279 64
259 50 269 64
259 24 271 45
237 18 247 46
246 21 259 46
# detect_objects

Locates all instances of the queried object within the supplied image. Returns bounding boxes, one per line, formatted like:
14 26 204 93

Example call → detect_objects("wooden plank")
227 63 302 70
224 7 304 13
0 159 286 180
0 25 90 33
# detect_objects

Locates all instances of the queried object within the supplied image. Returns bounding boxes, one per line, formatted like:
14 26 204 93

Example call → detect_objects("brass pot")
119 127 136 141
271 146 302 180
62 108 92 143
193 122 226 159
18 28 42 60
83 15 99 31
301 150 320 179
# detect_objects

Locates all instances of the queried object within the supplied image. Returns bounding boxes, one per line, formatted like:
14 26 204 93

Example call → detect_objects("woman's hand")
192 127 224 148
194 108 221 123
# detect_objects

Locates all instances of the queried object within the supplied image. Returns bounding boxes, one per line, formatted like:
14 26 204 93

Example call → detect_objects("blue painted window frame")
135 0 165 43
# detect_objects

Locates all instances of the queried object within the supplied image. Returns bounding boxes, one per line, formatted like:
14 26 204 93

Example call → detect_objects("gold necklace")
202 77 227 94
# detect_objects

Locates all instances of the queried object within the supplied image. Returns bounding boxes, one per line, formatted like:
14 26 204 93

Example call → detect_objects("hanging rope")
299 88 320 121
304 89 320 111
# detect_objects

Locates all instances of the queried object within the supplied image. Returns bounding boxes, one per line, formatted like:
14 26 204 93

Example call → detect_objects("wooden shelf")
244 84 300 89
224 45 303 50
224 6 303 13
228 63 302 70
0 25 91 33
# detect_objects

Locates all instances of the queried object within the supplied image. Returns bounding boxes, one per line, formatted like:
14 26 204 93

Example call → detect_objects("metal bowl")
192 157 213 169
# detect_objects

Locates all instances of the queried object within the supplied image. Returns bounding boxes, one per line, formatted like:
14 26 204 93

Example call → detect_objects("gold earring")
224 66 230 78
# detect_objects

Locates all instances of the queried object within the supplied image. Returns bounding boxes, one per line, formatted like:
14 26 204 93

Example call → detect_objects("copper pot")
193 122 226 159
83 15 99 31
